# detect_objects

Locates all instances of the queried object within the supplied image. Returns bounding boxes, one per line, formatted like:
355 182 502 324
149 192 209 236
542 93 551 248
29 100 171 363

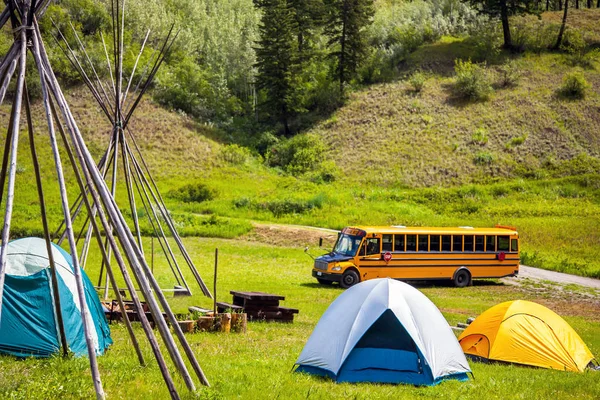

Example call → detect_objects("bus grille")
314 260 329 270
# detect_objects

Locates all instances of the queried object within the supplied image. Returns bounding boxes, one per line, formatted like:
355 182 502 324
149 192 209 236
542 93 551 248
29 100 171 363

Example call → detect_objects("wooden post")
213 248 218 316
151 235 154 274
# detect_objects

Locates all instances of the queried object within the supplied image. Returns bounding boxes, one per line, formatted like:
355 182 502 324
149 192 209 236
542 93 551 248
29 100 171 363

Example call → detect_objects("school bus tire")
340 269 360 289
453 268 471 288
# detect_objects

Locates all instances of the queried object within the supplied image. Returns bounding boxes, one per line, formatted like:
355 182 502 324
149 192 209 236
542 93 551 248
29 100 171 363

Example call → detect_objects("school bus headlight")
331 266 342 271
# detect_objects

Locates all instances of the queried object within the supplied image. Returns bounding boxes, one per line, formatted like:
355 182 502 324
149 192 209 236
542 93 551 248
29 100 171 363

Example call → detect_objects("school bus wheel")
340 269 360 289
453 268 471 288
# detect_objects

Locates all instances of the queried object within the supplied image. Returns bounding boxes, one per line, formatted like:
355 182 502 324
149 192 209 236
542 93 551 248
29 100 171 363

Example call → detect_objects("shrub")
454 59 493 101
408 70 427 92
266 134 326 176
471 128 488 145
498 61 521 88
473 151 494 165
310 160 339 184
506 134 528 149
559 71 589 99
468 21 502 61
561 29 600 69
168 183 216 203
220 144 253 165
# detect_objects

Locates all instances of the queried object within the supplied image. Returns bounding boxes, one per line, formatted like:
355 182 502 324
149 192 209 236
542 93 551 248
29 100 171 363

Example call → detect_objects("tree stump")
231 313 247 333
218 313 231 333
197 316 216 332
177 320 196 333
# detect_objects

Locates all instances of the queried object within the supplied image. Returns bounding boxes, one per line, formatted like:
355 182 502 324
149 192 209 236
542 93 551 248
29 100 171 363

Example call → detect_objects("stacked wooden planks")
216 291 299 323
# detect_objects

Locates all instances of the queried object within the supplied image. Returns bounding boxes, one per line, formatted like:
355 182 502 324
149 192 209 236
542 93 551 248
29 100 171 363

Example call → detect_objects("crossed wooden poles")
0 1 209 399
50 0 212 300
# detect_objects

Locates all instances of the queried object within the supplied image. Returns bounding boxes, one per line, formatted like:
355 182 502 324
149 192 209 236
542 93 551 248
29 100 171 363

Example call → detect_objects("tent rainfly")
458 300 597 372
294 278 471 385
0 1 209 398
0 238 111 357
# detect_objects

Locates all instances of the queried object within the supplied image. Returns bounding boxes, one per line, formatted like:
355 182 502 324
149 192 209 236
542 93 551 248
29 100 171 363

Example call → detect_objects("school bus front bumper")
312 269 342 283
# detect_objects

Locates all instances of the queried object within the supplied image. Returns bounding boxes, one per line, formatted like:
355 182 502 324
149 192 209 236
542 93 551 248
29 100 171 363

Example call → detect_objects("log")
197 316 216 332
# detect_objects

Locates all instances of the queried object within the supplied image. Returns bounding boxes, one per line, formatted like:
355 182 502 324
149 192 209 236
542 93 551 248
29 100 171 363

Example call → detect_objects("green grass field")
0 237 599 399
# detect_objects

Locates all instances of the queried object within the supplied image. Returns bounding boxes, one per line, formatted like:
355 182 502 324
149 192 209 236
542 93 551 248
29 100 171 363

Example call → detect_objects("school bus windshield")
333 234 363 257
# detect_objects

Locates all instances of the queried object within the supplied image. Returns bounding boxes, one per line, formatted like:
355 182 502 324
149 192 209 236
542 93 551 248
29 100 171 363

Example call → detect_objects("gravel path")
503 265 600 290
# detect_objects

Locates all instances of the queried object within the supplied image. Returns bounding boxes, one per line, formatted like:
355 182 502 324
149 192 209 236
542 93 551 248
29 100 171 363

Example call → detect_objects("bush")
220 144 253 165
266 133 326 176
561 29 600 69
473 151 494 165
454 59 493 101
408 70 427 92
498 61 521 88
168 183 216 203
468 21 502 62
471 128 488 145
559 71 589 99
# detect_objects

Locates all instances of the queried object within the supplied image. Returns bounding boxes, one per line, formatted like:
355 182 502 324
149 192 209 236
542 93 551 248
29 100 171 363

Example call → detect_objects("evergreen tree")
287 0 325 56
467 0 535 49
324 0 375 94
253 0 303 135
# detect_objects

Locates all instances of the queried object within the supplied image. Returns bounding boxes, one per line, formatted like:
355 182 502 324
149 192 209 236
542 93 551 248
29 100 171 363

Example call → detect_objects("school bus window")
382 234 393 252
475 235 484 251
406 235 417 251
365 238 380 255
464 235 474 252
441 235 451 251
394 235 405 252
511 239 518 252
418 235 428 252
498 236 510 251
453 235 463 252
486 236 496 252
430 235 440 252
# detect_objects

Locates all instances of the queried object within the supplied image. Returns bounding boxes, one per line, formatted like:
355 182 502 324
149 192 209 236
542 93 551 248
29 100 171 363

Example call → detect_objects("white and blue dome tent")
294 279 471 385
0 238 111 357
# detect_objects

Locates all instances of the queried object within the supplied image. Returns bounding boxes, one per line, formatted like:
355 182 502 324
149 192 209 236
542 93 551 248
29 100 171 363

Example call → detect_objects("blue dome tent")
0 238 112 357
295 279 471 385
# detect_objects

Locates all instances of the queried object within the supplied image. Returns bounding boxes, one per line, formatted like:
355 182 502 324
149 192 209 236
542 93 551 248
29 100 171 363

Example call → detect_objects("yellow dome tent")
458 300 596 372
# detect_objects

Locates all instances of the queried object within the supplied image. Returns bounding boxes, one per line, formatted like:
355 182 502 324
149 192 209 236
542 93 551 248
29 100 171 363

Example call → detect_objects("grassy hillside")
0 11 599 280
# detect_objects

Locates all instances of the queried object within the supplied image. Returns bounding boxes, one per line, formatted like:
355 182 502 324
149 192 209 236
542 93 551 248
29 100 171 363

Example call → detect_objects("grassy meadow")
0 236 599 399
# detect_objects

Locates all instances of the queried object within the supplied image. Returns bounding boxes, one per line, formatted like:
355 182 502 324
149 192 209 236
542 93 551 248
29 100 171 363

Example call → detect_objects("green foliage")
498 60 521 87
468 21 502 61
473 151 494 165
561 29 600 69
506 134 528 149
266 133 327 175
220 144 255 165
558 70 590 99
408 70 427 92
471 127 488 145
453 59 493 101
168 183 217 203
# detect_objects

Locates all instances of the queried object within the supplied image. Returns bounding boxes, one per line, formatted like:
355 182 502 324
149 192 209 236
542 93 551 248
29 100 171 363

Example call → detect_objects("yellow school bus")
312 225 519 288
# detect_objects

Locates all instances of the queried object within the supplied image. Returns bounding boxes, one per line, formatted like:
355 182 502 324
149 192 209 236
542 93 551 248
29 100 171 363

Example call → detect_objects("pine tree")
287 0 325 56
254 0 303 135
324 0 375 94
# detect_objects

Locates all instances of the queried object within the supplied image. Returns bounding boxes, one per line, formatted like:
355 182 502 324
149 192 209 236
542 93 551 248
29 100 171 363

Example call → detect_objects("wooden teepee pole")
0 21 26 321
24 83 69 357
30 25 105 400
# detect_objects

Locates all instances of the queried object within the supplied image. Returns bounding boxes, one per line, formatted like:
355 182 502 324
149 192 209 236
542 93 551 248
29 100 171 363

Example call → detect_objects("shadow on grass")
300 279 505 291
